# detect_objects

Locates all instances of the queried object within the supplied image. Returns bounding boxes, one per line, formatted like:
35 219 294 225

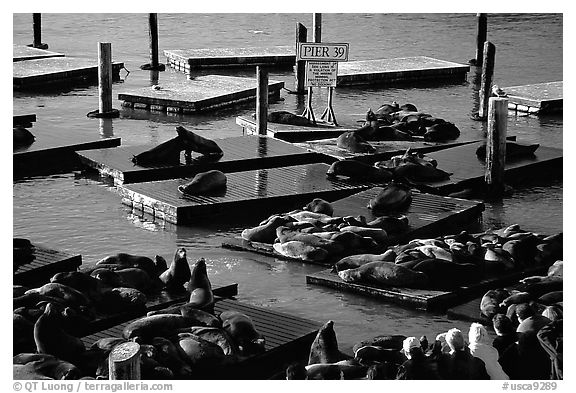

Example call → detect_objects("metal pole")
485 97 508 198
313 13 322 43
295 22 308 94
256 66 269 135
149 13 159 68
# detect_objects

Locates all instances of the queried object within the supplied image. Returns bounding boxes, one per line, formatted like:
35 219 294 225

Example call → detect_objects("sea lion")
336 131 375 153
13 127 36 149
220 310 265 355
366 215 409 235
153 255 169 277
159 247 192 291
276 226 344 255
393 162 451 183
367 183 412 214
25 283 91 308
411 259 480 289
99 287 147 313
113 267 157 292
264 111 316 127
13 353 81 380
338 226 388 245
148 306 221 328
308 320 348 365
14 313 36 354
131 135 183 166
538 291 563 305
90 268 124 288
476 142 540 161
333 253 391 273
34 303 86 363
423 121 460 142
480 289 510 319
50 272 105 302
306 360 367 380
273 241 329 262
151 337 193 378
354 345 407 365
178 170 227 196
184 258 214 312
352 334 407 353
338 261 429 288
327 159 393 182
241 215 290 244
304 198 334 216
175 126 224 157
184 326 239 356
374 103 400 118
122 314 199 340
96 253 157 277
176 332 227 367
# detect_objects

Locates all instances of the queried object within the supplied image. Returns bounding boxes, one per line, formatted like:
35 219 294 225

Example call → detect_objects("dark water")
12 13 562 352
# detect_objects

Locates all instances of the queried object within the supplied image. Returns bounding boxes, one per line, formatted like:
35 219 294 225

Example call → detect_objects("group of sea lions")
333 224 562 291
14 247 266 380
336 102 461 154
480 259 563 322
326 149 452 185
241 196 412 262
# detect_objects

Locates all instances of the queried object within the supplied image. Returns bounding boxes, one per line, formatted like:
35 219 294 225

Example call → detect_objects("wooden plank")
77 135 328 184
503 81 562 114
118 163 374 224
118 75 284 114
14 243 82 287
164 46 295 69
236 116 356 142
13 57 124 90
404 142 563 194
337 56 469 86
13 44 65 62
80 298 321 380
222 189 484 266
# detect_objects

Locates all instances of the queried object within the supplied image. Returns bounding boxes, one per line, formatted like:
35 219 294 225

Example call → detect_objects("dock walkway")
165 46 295 71
77 135 327 184
118 163 373 224
13 44 64 62
81 298 321 379
504 81 562 114
14 243 82 287
119 75 284 114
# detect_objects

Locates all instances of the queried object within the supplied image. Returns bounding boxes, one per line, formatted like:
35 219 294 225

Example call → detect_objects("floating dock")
13 114 37 128
398 142 563 195
81 298 322 380
13 57 124 90
336 56 469 86
119 75 284 114
307 264 550 312
504 81 562 114
77 135 327 184
222 188 484 266
14 134 121 178
14 243 82 287
236 115 356 142
118 163 373 224
165 46 295 71
13 44 65 62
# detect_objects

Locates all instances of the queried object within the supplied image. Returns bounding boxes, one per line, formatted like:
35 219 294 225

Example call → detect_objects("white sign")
297 43 349 61
305 61 338 87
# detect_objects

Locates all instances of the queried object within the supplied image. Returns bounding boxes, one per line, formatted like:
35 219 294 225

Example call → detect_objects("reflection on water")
12 13 562 350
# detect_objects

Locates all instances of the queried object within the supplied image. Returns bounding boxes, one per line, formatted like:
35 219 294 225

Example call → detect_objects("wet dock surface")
504 81 562 114
14 243 82 287
13 44 65 62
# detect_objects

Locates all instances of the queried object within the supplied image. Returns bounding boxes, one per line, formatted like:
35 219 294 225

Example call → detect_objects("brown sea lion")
90 268 124 288
153 255 169 277
352 334 407 353
99 287 147 313
184 258 215 312
159 248 192 291
220 310 265 355
338 226 388 245
276 226 344 255
500 291 533 307
338 261 429 288
538 291 563 305
113 267 157 292
151 337 193 378
177 332 227 368
423 121 460 142
308 320 349 365
241 215 290 244
411 259 480 289
354 345 407 365
393 162 452 183
50 272 105 302
304 198 334 216
184 326 239 356
333 253 390 273
148 306 221 328
326 159 393 182
263 111 316 126
306 361 367 380
131 136 183 166
336 131 375 153
178 170 227 196
367 183 412 214
480 289 511 319
273 241 329 262
175 126 224 157
25 283 91 308
122 314 199 340
366 215 409 235
96 253 157 277
14 313 36 354
13 353 81 380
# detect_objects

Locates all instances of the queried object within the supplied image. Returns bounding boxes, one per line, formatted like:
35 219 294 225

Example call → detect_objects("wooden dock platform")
14 135 121 178
13 44 64 62
118 163 373 224
13 57 124 90
236 116 356 142
336 56 469 86
165 46 295 71
222 188 484 266
504 81 562 114
119 75 284 114
395 142 563 195
14 243 82 287
13 114 37 128
81 298 321 379
77 135 327 184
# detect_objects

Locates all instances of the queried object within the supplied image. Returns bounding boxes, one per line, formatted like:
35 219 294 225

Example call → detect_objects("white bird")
491 84 507 97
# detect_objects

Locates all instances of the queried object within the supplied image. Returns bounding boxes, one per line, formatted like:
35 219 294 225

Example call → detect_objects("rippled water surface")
12 13 562 351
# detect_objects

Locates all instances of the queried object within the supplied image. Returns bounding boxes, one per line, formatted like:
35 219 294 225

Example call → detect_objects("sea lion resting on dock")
338 261 429 288
326 159 393 182
255 111 316 127
367 183 412 214
220 310 265 355
308 320 350 365
13 353 81 380
96 253 158 278
178 170 227 196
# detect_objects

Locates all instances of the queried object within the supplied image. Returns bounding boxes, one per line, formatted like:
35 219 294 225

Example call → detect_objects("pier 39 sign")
297 43 349 87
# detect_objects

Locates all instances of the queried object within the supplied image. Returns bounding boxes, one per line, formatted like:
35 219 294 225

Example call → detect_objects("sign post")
297 42 349 126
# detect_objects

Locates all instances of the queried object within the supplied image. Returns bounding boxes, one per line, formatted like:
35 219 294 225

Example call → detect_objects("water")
12 13 562 352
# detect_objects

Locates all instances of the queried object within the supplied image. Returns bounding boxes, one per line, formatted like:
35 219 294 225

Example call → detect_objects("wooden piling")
140 13 165 71
471 13 487 66
87 43 120 118
477 41 496 120
294 23 308 94
108 341 141 380
313 13 322 43
30 13 48 50
256 66 268 135
485 97 508 197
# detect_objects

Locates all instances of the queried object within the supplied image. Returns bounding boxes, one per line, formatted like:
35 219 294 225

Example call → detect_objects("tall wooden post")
313 13 322 43
87 42 119 118
294 23 308 94
471 13 487 66
478 41 496 119
141 14 165 71
256 66 268 136
485 97 508 198
30 13 48 49
109 342 141 380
